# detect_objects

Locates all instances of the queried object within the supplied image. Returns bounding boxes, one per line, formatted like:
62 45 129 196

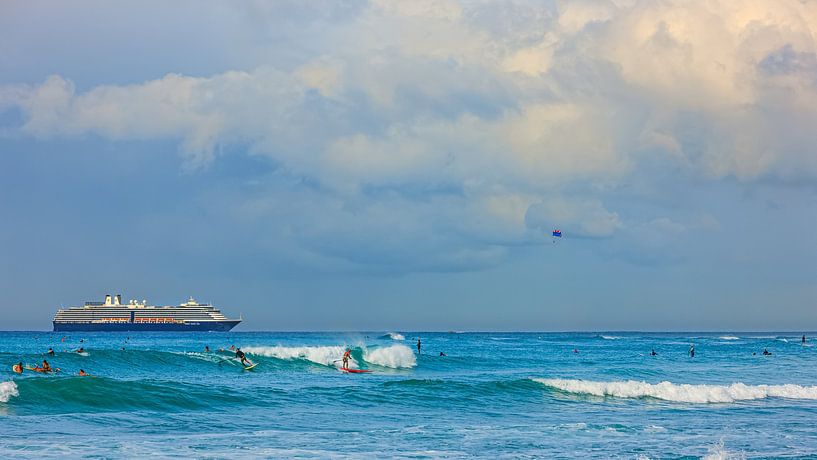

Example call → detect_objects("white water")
600 335 622 340
385 332 405 341
244 345 357 368
534 378 817 403
363 344 416 368
719 336 740 340
0 381 18 403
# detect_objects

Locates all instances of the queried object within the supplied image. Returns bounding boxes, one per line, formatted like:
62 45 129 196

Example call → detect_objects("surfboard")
243 363 258 370
341 368 372 373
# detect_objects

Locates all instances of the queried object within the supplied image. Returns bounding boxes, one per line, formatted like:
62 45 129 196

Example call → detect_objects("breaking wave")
0 381 18 403
243 345 351 368
719 336 740 340
600 335 622 340
383 332 405 341
533 378 817 403
364 344 416 368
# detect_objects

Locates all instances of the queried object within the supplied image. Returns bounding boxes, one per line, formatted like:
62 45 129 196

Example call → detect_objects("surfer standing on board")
342 348 351 368
417 338 421 354
235 348 252 367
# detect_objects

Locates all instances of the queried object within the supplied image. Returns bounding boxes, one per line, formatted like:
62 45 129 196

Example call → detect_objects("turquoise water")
2 331 817 458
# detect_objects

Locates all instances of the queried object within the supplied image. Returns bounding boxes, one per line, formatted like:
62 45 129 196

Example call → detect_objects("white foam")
600 335 622 340
533 378 817 403
719 336 740 340
243 345 356 368
363 344 417 368
704 439 745 460
0 381 18 403
386 332 405 341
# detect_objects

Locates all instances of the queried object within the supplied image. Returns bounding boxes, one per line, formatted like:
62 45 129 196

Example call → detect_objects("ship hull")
53 320 240 332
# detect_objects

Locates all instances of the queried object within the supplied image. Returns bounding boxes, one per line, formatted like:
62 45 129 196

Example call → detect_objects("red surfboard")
341 368 372 373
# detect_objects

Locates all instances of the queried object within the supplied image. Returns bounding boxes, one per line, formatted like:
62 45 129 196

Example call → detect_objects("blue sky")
1 0 816 330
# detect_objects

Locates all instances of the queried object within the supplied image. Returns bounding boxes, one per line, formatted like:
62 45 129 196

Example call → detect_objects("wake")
533 378 817 403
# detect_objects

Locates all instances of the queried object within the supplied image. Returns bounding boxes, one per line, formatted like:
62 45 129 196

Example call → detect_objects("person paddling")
78 369 89 376
41 359 52 372
342 348 352 369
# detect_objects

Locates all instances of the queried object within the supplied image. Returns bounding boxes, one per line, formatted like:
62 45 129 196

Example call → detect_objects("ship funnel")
105 294 112 305
115 294 121 305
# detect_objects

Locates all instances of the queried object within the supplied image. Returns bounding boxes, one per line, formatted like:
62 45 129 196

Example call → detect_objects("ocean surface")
2 331 817 458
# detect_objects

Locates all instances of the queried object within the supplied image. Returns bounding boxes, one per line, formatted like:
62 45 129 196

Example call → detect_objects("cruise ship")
52 294 241 332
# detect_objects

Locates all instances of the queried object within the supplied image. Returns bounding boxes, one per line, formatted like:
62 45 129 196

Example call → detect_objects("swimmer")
762 348 772 356
205 345 210 353
78 369 89 376
47 347 55 356
650 349 657 356
439 352 446 357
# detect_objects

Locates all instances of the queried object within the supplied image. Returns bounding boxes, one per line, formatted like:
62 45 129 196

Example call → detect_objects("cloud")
1 0 816 271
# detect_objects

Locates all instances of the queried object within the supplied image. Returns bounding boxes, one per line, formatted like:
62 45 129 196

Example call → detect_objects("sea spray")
533 379 817 403
0 381 18 403
243 345 357 368
363 344 416 368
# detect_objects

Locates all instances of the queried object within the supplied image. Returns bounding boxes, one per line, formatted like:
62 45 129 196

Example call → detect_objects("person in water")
650 349 657 356
47 348 55 356
205 345 210 353
235 348 251 366
76 347 84 353
803 335 807 345
416 338 421 354
42 359 52 372
439 351 446 357
78 369 88 376
763 348 772 355
689 344 695 358
229 345 236 351
342 348 351 368
13 362 23 373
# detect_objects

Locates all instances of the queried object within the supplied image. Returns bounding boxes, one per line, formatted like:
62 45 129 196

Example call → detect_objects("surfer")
650 349 657 356
763 348 772 356
13 362 23 373
235 348 252 367
47 347 55 356
417 338 421 354
689 344 695 358
76 347 84 353
803 335 807 345
342 348 351 368
42 359 52 372
78 369 88 376
205 346 210 353
439 352 446 357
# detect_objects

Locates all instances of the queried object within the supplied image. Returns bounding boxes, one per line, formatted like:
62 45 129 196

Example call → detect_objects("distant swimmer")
230 345 236 351
13 362 23 373
61 336 66 342
689 344 695 358
803 335 807 345
650 349 657 356
417 338 421 354
763 348 772 356
78 369 89 376
235 348 252 367
573 348 579 354
439 352 446 357
47 348 55 356
205 346 210 353
342 348 351 368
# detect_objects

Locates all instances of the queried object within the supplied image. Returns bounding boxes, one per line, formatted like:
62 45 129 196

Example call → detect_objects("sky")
1 0 816 331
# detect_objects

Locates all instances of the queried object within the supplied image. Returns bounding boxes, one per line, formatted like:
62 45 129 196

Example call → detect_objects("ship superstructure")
52 294 241 331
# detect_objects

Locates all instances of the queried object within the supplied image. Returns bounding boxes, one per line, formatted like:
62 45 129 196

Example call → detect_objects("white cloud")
2 0 816 270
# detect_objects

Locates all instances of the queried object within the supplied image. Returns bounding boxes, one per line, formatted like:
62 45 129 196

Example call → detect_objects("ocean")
1 331 816 458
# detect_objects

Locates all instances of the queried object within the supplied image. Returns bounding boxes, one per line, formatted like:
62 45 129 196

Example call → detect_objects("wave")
382 332 405 341
719 336 740 340
243 345 352 368
533 378 817 403
363 344 416 368
600 335 622 340
0 381 18 403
